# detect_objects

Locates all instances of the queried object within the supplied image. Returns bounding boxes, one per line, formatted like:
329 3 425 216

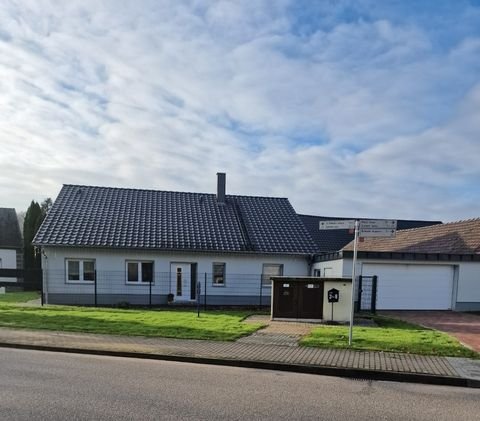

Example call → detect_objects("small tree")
23 198 52 288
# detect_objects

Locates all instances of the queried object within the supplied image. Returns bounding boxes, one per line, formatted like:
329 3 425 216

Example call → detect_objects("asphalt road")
0 348 479 421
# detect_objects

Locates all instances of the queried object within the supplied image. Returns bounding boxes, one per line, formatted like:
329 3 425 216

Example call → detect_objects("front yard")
300 316 479 358
0 293 263 341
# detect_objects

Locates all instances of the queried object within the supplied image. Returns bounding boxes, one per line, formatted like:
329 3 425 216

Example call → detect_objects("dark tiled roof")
299 214 442 252
0 208 22 248
343 218 480 255
33 185 317 254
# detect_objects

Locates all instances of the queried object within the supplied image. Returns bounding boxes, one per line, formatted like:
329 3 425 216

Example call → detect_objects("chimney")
216 172 226 204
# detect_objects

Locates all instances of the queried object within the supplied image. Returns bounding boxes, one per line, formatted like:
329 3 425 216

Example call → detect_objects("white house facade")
34 174 317 306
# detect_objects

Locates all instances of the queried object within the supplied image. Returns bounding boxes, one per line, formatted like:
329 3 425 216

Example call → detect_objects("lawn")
300 316 479 358
0 303 263 341
0 291 40 303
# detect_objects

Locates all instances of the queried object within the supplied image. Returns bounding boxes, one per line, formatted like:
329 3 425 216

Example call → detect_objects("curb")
1 342 478 388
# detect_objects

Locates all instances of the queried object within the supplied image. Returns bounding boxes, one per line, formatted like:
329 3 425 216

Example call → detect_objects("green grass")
0 304 263 341
300 316 479 358
0 291 40 303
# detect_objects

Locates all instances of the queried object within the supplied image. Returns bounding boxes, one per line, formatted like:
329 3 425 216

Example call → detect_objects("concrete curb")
1 342 478 389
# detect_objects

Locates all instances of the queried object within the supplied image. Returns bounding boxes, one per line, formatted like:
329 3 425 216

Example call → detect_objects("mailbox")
327 288 339 303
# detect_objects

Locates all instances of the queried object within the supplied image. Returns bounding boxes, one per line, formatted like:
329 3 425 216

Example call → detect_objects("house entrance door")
170 263 192 301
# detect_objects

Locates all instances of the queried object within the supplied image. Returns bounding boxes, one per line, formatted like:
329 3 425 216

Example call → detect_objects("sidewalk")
0 327 479 388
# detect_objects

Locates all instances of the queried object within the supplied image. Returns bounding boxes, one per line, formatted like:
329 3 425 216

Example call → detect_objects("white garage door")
362 264 454 310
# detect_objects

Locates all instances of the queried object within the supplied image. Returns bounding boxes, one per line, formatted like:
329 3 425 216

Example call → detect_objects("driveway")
382 311 480 353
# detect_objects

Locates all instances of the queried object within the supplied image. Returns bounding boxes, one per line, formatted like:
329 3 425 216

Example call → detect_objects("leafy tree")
23 201 42 271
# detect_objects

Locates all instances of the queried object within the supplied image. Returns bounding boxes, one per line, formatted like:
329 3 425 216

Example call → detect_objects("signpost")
320 218 397 345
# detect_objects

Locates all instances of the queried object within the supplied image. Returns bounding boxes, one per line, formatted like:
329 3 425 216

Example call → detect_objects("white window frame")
212 262 226 287
125 260 154 285
65 259 96 284
261 263 284 287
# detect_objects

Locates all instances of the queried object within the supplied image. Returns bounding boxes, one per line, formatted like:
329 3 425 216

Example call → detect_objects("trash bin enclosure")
271 277 324 320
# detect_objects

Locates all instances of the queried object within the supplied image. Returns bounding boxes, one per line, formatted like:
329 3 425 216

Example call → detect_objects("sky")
1 0 480 222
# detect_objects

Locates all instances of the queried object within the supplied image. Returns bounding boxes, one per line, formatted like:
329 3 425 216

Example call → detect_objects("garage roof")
343 218 480 255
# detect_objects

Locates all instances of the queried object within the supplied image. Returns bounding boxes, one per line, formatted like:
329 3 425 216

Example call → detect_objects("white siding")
43 247 309 300
311 259 344 277
329 257 480 310
0 248 17 282
456 262 480 303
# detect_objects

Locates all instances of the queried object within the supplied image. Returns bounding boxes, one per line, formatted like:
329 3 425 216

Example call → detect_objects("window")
176 268 182 295
313 269 321 277
262 264 283 286
212 262 225 286
126 261 153 284
66 259 96 283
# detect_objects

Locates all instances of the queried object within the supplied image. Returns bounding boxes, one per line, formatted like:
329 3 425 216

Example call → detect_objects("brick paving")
382 311 480 352
0 327 460 378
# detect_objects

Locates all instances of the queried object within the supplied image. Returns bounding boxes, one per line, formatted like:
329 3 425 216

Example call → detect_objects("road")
0 348 478 420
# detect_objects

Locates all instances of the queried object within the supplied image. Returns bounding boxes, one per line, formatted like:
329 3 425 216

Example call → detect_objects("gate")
357 275 378 313
272 279 324 319
0 268 43 291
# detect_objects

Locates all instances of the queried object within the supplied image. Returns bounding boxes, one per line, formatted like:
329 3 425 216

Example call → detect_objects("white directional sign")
319 220 355 230
358 219 397 238
358 228 396 237
359 219 397 230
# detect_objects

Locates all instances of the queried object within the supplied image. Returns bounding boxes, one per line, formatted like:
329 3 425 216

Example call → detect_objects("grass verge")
0 291 40 303
0 304 263 341
300 316 479 358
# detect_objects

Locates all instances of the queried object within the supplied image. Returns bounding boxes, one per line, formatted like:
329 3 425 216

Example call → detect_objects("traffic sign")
319 220 355 230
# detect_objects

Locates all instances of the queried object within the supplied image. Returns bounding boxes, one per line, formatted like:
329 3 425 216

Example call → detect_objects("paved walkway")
382 311 480 352
1 327 476 383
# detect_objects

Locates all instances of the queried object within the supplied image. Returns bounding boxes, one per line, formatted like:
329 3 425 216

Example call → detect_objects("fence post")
259 276 263 307
149 279 152 308
357 275 363 312
94 270 97 307
204 272 207 310
41 269 44 306
371 275 378 314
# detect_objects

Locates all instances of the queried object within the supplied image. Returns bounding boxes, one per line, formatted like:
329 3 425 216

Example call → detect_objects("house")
312 219 480 311
0 208 23 283
33 173 318 305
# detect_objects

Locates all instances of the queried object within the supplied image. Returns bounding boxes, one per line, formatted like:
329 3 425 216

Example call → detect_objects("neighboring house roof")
299 214 442 252
342 218 480 255
0 208 22 249
33 185 318 254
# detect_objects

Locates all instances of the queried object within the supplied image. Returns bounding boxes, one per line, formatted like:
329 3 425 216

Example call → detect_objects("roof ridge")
63 184 288 200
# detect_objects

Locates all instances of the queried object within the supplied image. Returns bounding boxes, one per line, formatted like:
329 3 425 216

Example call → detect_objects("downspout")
41 248 48 305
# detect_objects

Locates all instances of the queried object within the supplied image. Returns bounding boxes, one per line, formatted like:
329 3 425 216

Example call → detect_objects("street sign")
359 219 397 230
358 228 396 238
327 288 339 303
319 220 355 230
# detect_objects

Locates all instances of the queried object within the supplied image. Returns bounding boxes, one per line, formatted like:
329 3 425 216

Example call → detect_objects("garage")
362 263 454 310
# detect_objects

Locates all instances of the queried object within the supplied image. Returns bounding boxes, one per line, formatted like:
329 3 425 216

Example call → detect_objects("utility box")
271 277 351 322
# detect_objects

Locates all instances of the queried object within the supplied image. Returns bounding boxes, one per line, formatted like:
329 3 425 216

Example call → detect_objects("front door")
170 263 192 301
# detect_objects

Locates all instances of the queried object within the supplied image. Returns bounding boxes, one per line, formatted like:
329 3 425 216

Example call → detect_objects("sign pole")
348 219 359 346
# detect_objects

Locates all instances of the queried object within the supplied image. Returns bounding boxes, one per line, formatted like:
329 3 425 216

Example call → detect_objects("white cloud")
0 0 479 223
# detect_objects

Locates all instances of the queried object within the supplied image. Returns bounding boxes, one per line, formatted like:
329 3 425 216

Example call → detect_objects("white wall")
311 259 344 277
0 248 17 282
326 257 480 309
456 262 480 303
42 247 310 298
322 280 352 322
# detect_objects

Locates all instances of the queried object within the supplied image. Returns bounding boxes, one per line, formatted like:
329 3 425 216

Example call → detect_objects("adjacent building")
0 208 23 283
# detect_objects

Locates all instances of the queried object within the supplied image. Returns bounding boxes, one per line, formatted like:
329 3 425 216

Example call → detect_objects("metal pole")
348 219 359 346
149 279 152 308
259 276 263 307
204 272 207 311
94 270 97 307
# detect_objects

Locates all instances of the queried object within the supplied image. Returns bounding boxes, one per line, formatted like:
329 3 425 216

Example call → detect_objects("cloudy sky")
1 0 480 221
